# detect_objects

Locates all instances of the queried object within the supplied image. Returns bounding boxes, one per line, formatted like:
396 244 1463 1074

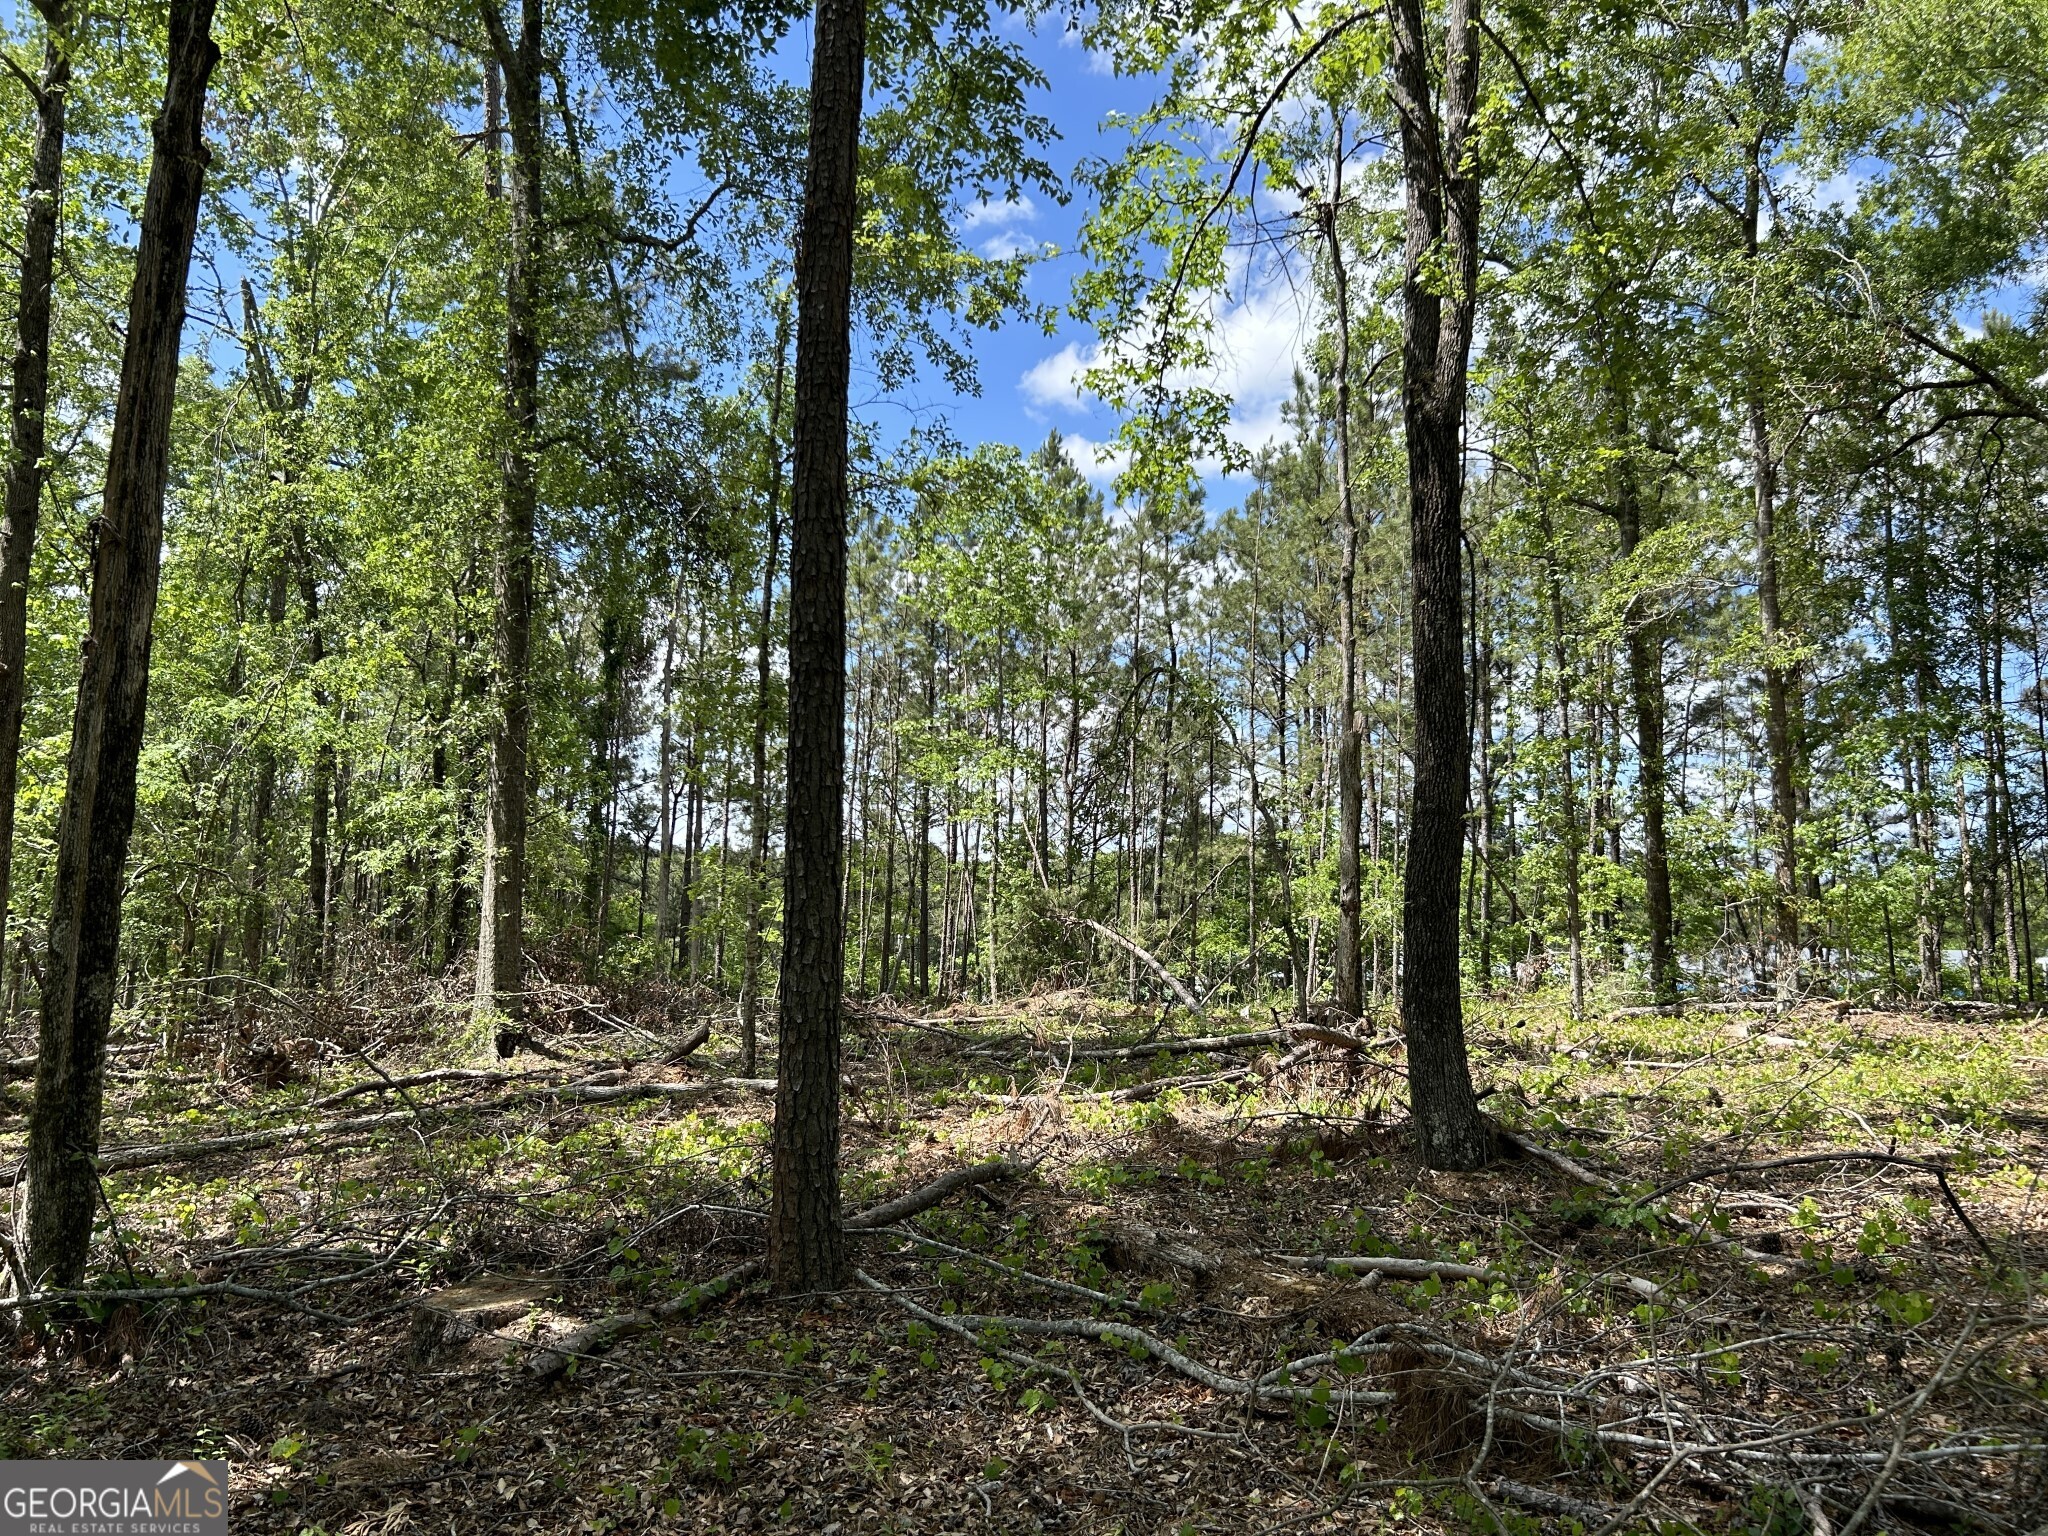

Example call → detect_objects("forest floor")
3 978 2047 1536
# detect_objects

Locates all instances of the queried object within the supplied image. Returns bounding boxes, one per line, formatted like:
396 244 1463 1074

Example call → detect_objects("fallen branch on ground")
855 1270 1396 1411
0 1278 355 1325
662 1018 711 1062
1066 1027 1289 1061
314 1067 536 1107
0 1077 782 1186
1266 1253 1504 1284
525 1159 1022 1382
1630 1151 1997 1262
1105 1067 1252 1102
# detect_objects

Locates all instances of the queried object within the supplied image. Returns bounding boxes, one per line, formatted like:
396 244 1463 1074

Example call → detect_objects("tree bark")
1389 0 1490 1170
770 0 865 1296
0 1 70 975
24 0 219 1288
474 0 543 1026
1321 110 1365 1021
1614 453 1676 1006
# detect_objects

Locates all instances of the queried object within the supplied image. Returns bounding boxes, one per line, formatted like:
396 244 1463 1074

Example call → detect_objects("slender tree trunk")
1615 447 1676 1005
474 0 543 1026
243 568 287 987
1323 113 1365 1019
656 576 680 961
879 732 898 995
770 0 863 1296
1738 101 1801 1003
24 0 218 1288
742 315 788 1074
1390 0 1489 1169
292 534 335 987
0 2 70 973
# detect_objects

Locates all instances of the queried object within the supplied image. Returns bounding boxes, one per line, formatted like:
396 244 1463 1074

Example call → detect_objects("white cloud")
959 195 1040 259
1053 431 1131 488
1018 255 1315 473
1020 340 1098 416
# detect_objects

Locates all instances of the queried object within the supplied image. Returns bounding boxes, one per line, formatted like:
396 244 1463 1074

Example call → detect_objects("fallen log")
661 1018 712 1062
1067 1027 1289 1061
1286 1024 1401 1054
1061 918 1199 1011
1106 1067 1252 1102
0 1077 782 1186
1266 1253 1504 1284
314 1068 530 1108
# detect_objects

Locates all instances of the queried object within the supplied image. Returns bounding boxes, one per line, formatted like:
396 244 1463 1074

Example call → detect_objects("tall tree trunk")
770 0 863 1296
1321 113 1364 1019
293 535 334 987
656 575 680 961
1614 444 1676 1006
24 0 218 1288
1738 54 1801 1003
742 313 788 1072
243 568 287 988
1390 0 1489 1170
0 1 70 973
474 0 543 1026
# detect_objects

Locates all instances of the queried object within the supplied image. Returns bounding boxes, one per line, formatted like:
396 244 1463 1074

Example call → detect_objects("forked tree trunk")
1389 0 1490 1171
770 0 864 1295
0 1 69 975
24 0 219 1289
474 0 543 1026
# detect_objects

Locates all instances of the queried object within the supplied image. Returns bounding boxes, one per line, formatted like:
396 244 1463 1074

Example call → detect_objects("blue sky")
870 18 1319 501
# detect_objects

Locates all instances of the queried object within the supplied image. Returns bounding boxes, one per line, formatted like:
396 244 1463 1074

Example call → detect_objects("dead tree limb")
1062 917 1199 1011
0 1078 782 1186
1267 1253 1504 1283
1631 1151 1997 1263
526 1159 1022 1382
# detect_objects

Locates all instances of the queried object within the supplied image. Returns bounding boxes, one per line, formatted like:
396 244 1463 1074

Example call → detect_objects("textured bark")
1614 458 1676 1006
474 0 543 1026
1321 113 1364 1021
1389 0 1490 1170
0 3 69 974
23 0 218 1288
769 0 864 1295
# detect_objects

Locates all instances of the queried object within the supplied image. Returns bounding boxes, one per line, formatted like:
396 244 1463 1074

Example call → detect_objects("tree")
0 0 69 983
23 0 220 1289
474 0 545 1028
769 0 865 1296
1389 0 1490 1169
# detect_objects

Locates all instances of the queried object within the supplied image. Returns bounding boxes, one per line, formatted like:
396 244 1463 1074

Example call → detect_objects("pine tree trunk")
24 0 218 1288
474 0 542 1026
1321 113 1365 1021
656 577 680 961
1390 0 1489 1170
770 0 864 1296
0 3 69 972
742 329 785 1073
1614 451 1676 1005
